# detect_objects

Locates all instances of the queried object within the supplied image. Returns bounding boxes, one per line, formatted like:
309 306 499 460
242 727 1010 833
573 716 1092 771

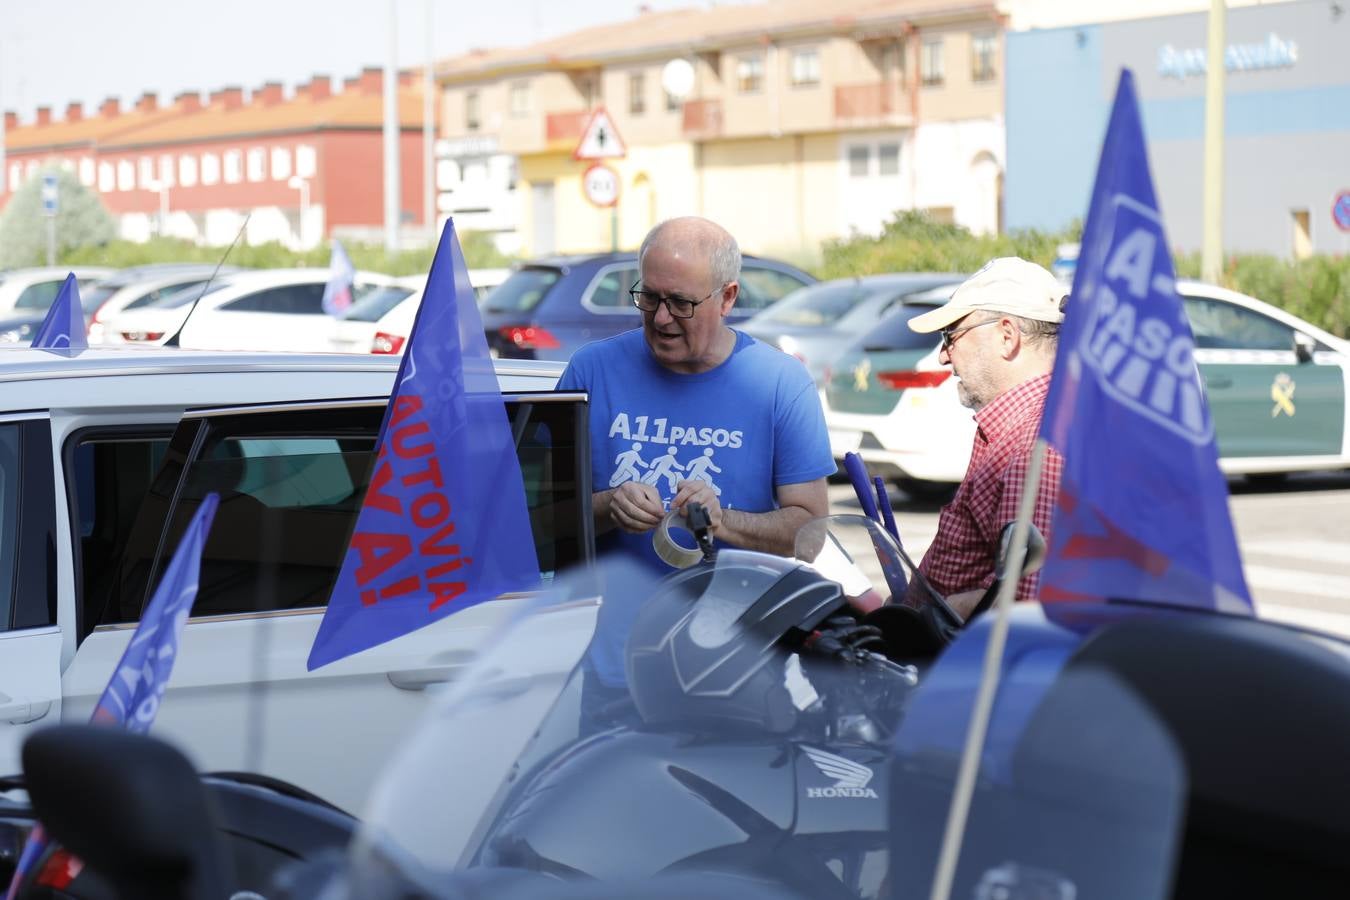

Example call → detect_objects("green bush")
820 212 1349 338
59 229 516 277
0 167 116 267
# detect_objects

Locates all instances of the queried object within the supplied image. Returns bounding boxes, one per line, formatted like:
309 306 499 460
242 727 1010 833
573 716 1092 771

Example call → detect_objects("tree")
0 166 116 268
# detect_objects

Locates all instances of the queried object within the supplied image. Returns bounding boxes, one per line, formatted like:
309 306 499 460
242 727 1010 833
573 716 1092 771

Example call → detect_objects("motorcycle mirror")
994 523 1048 580
22 724 232 900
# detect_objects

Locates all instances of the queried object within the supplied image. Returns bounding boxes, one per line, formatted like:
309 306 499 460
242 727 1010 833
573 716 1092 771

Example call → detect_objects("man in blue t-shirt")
557 216 836 711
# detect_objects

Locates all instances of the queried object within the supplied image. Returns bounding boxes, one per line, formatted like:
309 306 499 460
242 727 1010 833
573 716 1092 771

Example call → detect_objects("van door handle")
1204 375 1233 390
0 694 52 725
387 665 465 691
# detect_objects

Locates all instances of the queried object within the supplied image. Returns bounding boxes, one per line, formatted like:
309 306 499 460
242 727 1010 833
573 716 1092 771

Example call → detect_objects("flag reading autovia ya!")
30 273 88 352
5 493 218 900
307 220 540 670
1037 70 1252 614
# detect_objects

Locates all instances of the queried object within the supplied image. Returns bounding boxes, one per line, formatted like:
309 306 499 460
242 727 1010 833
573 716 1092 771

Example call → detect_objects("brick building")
1 68 427 249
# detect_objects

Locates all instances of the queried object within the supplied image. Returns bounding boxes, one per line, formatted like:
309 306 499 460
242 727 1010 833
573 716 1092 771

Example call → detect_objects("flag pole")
927 437 1048 900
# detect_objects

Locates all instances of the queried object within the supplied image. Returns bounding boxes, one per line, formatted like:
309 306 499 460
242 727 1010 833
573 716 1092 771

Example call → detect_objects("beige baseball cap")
908 257 1067 334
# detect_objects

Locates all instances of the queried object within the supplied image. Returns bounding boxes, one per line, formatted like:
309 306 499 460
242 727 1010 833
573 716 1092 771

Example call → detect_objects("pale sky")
1 0 744 122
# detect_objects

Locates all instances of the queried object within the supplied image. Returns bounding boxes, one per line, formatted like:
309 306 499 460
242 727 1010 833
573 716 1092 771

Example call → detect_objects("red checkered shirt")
907 373 1063 605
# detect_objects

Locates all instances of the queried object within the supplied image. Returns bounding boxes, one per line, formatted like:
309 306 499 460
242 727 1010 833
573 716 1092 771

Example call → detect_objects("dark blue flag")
1038 70 1252 614
5 493 218 899
307 220 540 669
30 273 88 351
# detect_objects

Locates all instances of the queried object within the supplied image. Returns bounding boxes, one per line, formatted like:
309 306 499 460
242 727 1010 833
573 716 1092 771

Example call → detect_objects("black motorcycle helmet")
624 551 849 734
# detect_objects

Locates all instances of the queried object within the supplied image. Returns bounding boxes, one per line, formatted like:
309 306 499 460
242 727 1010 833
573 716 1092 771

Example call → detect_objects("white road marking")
1244 564 1350 602
1257 602 1350 639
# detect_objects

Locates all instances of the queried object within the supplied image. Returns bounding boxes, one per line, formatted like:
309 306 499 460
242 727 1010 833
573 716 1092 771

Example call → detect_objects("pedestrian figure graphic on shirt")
684 447 723 496
642 447 686 494
609 442 649 487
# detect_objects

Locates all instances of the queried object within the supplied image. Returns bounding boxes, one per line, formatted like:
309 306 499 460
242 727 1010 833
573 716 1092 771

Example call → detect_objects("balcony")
545 110 590 147
834 82 908 126
682 99 723 139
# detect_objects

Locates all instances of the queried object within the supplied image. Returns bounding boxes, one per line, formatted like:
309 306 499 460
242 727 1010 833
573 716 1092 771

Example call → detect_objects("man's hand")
608 481 666 534
671 480 722 532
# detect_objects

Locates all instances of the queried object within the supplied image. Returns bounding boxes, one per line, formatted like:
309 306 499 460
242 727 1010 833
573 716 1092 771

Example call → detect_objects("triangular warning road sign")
574 107 627 161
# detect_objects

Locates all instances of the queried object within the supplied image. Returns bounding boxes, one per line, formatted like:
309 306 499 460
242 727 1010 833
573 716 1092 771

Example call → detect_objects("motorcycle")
16 512 1208 900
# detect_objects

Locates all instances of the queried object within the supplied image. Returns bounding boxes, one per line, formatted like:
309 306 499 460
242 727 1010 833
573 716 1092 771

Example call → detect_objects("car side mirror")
22 724 232 900
1293 331 1316 364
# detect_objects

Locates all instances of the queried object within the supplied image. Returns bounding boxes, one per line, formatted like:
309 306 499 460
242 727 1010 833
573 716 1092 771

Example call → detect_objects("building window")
179 155 198 187
848 146 870 177
138 156 155 189
98 162 114 192
665 88 681 113
201 153 221 186
271 147 291 181
10 163 22 189
465 91 481 131
972 33 997 83
879 143 900 176
246 147 266 182
224 150 243 184
118 160 135 191
736 55 763 93
24 160 38 181
79 158 95 187
921 39 945 86
629 71 646 115
158 155 175 188
509 82 530 117
296 145 317 178
791 49 820 87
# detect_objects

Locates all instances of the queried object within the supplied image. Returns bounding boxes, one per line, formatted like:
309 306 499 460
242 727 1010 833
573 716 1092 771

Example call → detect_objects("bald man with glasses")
901 257 1068 617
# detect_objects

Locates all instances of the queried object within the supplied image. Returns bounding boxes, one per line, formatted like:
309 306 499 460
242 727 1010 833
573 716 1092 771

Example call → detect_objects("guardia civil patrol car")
0 348 587 813
824 281 1350 490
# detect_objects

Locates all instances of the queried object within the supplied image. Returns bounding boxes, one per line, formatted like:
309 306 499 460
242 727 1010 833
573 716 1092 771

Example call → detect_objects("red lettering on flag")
390 394 424 427
419 520 459 555
351 531 414 593
365 460 403 514
428 580 468 611
392 420 434 458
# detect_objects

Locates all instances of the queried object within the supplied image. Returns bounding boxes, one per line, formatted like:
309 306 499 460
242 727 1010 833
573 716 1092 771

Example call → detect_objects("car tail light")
120 331 164 342
499 325 560 350
877 370 951 390
372 331 406 354
35 848 83 889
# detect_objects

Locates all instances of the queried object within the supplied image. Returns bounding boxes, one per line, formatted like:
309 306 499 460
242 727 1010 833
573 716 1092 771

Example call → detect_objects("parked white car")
326 275 422 354
104 269 394 351
0 348 585 812
86 265 237 345
823 280 1350 491
0 266 114 316
335 268 512 355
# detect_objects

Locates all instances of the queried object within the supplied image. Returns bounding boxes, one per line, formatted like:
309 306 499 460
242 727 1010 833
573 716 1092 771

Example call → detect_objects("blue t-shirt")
558 328 836 687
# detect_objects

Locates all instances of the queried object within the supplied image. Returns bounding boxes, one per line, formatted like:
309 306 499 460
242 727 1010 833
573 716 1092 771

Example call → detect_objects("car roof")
0 347 565 384
91 263 236 288
811 273 964 291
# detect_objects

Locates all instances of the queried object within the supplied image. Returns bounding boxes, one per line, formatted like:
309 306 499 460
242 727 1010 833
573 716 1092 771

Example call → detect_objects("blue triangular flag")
5 493 219 899
1037 70 1252 614
307 220 541 669
30 273 88 351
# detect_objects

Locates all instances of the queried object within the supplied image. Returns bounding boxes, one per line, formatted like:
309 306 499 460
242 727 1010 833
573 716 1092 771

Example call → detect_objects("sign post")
574 108 627 252
41 173 58 266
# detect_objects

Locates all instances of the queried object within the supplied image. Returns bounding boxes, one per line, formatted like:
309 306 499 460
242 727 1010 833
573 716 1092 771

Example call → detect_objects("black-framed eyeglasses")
939 317 1000 352
629 280 723 319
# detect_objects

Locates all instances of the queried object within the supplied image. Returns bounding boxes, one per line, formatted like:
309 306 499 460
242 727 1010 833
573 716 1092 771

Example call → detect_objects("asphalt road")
826 469 1350 637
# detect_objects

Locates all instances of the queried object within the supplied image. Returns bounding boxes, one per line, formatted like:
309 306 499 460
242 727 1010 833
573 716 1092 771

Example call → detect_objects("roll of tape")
652 509 704 569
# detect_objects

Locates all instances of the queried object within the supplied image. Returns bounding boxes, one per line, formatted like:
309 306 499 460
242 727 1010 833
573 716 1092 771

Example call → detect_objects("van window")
106 398 589 625
482 268 562 313
2 420 57 631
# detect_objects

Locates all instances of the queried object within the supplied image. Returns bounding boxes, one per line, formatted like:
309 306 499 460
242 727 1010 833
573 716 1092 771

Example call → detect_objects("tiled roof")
5 80 428 154
99 86 427 150
437 0 997 78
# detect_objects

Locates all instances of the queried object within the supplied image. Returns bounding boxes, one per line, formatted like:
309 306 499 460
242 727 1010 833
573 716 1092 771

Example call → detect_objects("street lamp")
288 175 310 249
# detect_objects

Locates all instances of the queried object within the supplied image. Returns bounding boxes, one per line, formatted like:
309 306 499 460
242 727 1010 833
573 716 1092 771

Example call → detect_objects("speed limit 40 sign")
582 164 620 208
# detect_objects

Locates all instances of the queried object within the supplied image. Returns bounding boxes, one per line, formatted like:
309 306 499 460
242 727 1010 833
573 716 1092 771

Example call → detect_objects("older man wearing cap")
902 257 1067 616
